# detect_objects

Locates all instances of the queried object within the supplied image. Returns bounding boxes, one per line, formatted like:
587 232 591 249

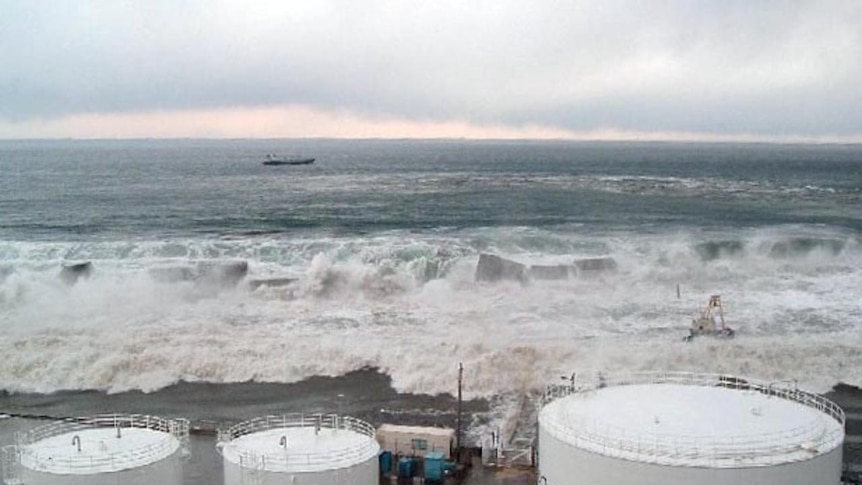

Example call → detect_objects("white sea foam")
1 225 860 398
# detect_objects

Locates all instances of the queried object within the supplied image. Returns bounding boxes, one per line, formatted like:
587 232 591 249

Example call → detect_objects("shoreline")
1 369 858 444
0 367 491 436
1 369 859 426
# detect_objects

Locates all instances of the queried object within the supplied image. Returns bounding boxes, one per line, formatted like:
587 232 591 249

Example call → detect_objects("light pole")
456 362 463 459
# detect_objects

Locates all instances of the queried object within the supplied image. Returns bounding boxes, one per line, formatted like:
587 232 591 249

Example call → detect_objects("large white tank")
4 414 188 485
217 413 380 485
538 372 845 485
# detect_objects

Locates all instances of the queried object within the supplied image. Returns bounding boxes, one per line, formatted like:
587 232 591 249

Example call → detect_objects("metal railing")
217 413 378 472
11 414 189 475
541 371 846 468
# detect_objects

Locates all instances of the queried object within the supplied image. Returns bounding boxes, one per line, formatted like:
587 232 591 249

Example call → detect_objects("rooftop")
218 414 379 473
19 415 184 474
540 372 845 468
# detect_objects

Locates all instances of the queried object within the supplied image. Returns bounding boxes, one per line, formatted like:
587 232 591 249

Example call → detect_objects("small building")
377 424 455 459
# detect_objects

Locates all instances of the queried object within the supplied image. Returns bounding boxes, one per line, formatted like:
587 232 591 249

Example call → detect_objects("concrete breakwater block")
149 261 249 287
248 277 298 291
573 257 617 272
475 254 527 283
59 262 93 285
476 254 618 283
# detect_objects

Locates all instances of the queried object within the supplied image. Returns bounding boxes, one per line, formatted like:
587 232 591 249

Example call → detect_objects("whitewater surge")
1 224 860 397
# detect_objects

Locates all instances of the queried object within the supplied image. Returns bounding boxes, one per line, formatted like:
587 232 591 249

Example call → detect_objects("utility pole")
456 362 463 458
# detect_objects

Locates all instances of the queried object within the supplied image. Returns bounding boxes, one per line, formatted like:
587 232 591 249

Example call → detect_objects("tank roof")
540 372 845 468
218 414 379 473
20 427 180 474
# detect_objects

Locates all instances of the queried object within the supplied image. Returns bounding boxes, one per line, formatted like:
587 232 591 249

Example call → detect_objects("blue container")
397 457 414 478
379 451 393 475
424 451 445 482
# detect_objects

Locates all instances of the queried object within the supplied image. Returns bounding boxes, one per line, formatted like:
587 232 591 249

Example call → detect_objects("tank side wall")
21 450 183 485
223 453 378 485
222 457 244 485
538 426 843 485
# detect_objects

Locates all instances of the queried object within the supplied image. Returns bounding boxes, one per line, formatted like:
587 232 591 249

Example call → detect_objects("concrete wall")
538 426 843 485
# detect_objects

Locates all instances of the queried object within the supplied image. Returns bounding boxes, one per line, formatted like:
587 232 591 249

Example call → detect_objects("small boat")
262 154 315 166
683 295 735 342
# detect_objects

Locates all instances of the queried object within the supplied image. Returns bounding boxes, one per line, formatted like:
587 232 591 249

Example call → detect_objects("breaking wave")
1 224 861 397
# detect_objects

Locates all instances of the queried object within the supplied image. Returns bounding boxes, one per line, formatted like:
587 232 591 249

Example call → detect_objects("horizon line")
1 135 861 146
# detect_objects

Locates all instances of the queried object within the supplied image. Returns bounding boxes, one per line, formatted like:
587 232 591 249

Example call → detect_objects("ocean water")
1 139 861 445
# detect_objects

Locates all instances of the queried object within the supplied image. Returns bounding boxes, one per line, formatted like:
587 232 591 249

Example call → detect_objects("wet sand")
0 368 489 432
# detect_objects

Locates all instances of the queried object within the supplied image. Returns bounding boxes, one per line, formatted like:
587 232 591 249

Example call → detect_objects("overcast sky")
1 0 861 140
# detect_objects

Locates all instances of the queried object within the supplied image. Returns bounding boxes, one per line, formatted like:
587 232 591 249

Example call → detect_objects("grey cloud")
1 0 861 136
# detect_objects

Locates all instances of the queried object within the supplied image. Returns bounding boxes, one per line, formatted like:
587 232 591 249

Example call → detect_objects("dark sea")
1 139 861 483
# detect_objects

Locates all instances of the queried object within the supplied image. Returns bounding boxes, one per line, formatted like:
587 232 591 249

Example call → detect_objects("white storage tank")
217 413 380 485
5 414 188 485
538 372 845 485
